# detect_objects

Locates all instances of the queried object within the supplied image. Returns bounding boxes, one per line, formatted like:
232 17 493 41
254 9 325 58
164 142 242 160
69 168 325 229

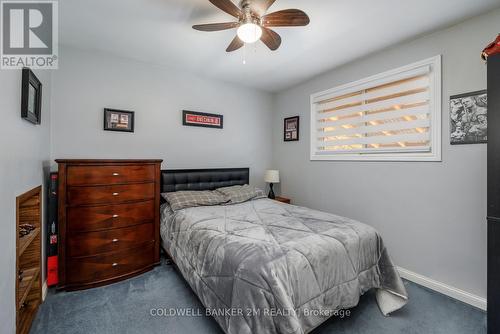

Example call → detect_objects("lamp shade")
264 170 280 183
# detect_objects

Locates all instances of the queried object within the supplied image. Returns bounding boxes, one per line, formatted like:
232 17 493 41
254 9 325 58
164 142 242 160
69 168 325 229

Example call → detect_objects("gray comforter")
160 198 407 334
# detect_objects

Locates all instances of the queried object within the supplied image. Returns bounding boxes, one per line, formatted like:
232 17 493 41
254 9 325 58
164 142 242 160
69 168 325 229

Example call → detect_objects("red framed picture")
183 110 223 129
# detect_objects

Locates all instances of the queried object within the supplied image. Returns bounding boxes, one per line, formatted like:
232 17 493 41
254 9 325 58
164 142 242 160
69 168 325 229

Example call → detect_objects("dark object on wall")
47 173 59 287
21 68 42 124
284 116 299 141
182 110 223 129
104 109 135 132
482 34 500 61
55 159 162 291
450 90 487 145
488 54 500 334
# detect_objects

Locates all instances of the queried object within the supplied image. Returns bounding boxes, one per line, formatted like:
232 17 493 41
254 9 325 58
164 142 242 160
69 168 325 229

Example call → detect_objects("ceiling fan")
193 0 310 52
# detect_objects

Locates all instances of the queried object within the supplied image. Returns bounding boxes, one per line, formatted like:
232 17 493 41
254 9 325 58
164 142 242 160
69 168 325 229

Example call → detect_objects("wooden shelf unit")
19 228 40 258
16 186 42 334
18 267 40 308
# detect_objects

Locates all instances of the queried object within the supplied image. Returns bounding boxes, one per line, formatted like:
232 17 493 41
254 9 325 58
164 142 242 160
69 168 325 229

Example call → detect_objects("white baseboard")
397 267 486 311
42 280 48 301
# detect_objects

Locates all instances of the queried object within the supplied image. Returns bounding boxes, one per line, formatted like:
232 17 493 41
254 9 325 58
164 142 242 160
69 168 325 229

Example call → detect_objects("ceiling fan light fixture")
193 0 310 52
237 23 262 44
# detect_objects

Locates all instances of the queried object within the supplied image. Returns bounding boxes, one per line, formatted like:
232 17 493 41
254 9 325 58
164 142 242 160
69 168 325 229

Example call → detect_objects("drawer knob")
112 263 119 267
112 173 120 176
112 238 119 243
112 192 119 196
112 214 119 218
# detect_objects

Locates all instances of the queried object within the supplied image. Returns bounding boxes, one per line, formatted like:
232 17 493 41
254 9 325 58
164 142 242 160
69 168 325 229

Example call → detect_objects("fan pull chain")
242 42 258 65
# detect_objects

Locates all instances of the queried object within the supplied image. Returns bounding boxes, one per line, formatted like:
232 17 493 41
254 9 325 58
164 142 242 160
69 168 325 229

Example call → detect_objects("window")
310 56 441 161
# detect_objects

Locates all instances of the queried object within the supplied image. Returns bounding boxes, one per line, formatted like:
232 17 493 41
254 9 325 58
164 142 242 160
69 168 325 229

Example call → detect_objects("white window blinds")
310 56 441 161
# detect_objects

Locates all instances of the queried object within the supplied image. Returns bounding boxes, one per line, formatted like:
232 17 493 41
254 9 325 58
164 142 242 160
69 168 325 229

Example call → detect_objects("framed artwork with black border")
104 109 135 132
450 90 487 145
284 116 299 142
182 110 223 129
21 68 42 125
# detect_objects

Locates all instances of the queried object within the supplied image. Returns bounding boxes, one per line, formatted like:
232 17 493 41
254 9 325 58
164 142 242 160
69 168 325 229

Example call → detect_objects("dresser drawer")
66 244 155 285
67 183 155 206
67 200 154 232
68 223 154 257
67 165 155 186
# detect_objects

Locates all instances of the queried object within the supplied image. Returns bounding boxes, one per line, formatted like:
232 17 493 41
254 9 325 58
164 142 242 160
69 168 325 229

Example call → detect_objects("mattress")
160 198 407 334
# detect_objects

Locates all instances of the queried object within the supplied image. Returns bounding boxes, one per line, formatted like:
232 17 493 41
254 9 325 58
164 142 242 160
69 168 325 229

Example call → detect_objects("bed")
159 168 407 334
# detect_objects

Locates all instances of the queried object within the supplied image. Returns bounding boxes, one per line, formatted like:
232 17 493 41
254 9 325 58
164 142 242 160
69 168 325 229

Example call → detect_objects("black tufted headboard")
160 168 249 194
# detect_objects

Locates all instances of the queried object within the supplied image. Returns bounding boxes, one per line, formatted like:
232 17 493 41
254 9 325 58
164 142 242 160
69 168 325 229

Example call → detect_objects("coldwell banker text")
1 0 58 69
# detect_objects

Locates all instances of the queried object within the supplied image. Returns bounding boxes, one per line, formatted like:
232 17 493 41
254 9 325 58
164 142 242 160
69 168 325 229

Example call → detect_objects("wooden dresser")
56 159 162 290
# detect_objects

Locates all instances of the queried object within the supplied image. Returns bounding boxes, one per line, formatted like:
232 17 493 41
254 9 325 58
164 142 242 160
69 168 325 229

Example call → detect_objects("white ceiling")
60 0 500 92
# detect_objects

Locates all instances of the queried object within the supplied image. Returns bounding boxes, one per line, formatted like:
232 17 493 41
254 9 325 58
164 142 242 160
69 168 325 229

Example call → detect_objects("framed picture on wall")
450 90 487 145
104 109 135 132
182 110 223 129
21 68 42 125
284 116 299 142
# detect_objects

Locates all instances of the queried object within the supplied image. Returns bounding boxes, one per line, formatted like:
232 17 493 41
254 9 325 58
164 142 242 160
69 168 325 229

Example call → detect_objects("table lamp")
264 170 280 199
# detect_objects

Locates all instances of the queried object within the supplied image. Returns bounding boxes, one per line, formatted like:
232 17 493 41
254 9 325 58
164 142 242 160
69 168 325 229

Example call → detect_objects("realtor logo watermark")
1 0 58 69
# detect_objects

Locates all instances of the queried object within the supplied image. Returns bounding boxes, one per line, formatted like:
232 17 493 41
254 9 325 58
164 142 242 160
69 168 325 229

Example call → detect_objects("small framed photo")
450 90 487 145
104 109 135 132
284 116 299 142
21 68 42 125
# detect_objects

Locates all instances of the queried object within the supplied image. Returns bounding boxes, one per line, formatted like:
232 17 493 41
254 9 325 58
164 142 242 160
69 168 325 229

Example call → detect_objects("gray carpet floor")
31 260 486 334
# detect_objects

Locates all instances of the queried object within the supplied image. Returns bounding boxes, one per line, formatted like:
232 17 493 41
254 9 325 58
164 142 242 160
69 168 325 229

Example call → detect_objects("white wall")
50 46 274 187
272 9 500 299
0 69 52 334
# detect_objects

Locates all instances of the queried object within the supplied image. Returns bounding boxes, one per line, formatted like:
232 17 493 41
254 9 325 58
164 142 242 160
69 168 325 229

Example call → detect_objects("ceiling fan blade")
226 35 244 52
209 0 242 19
260 27 281 51
262 9 310 27
252 0 276 16
193 22 239 32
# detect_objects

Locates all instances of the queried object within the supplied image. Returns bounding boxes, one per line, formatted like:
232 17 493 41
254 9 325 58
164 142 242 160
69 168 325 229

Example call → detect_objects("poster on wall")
182 110 223 129
450 90 487 145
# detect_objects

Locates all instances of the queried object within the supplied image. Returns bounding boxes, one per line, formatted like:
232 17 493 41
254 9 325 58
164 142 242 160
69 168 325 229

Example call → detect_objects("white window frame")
310 55 442 162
